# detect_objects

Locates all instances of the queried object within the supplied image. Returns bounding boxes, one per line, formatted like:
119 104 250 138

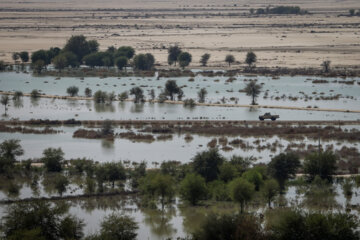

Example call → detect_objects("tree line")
6 35 259 74
0 138 359 239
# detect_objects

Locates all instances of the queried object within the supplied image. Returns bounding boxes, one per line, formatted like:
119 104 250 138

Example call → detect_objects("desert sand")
0 0 359 69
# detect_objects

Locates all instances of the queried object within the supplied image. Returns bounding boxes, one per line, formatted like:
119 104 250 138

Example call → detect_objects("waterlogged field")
1 96 360 121
1 71 360 110
0 184 359 239
1 70 360 239
0 125 359 164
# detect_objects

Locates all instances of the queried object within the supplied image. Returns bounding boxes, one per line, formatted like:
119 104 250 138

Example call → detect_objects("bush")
118 91 128 101
93 90 108 103
193 213 264 240
66 86 79 97
183 98 196 107
267 209 360 240
13 91 23 100
31 89 40 98
84 87 92 97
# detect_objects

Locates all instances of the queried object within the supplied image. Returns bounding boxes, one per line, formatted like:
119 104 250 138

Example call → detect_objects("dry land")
0 0 360 69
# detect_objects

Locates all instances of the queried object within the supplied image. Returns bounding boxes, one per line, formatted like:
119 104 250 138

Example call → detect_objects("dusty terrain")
0 0 360 69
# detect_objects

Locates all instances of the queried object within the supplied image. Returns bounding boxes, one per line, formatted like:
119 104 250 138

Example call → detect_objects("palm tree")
244 81 262 105
1 95 10 116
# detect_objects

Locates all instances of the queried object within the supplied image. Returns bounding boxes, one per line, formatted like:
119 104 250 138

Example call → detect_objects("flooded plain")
1 71 360 110
0 125 359 164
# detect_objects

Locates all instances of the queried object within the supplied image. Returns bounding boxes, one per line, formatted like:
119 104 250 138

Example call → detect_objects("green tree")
267 210 360 240
42 147 64 172
90 214 138 240
242 168 263 191
130 87 144 103
64 35 98 61
101 119 114 136
262 179 279 207
115 56 128 70
54 174 69 196
178 52 192 69
244 80 262 105
168 45 182 66
32 60 46 74
46 47 61 64
197 88 207 103
0 60 6 71
140 173 175 209
13 91 23 101
118 91 128 101
1 95 10 116
102 162 126 188
31 50 48 64
219 162 238 183
303 151 337 181
115 46 135 59
12 52 20 65
245 51 257 67
1 201 84 240
321 60 331 73
180 173 207 205
193 213 264 240
200 53 211 66
52 54 67 71
19 51 29 63
0 139 24 173
30 89 40 98
93 90 108 103
85 87 92 97
268 152 300 191
133 53 155 70
88 40 99 53
164 80 181 101
229 178 255 213
192 148 225 182
349 9 355 16
225 54 235 67
66 86 79 97
61 51 79 68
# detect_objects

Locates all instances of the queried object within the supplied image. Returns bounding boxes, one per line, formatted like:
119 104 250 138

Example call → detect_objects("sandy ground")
0 0 360 69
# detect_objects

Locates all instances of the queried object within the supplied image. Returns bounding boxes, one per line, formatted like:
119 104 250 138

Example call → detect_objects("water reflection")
130 103 144 113
94 103 115 113
101 139 115 150
13 99 23 108
30 97 39 106
142 207 177 237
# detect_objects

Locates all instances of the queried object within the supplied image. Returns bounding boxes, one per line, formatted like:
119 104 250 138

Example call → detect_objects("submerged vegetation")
0 137 359 239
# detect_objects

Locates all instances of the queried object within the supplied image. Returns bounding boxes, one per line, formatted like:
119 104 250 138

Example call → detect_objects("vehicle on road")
259 112 279 121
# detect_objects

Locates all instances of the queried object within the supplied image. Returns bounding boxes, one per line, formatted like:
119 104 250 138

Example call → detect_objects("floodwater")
1 96 360 121
0 126 358 164
0 71 360 110
0 183 359 239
